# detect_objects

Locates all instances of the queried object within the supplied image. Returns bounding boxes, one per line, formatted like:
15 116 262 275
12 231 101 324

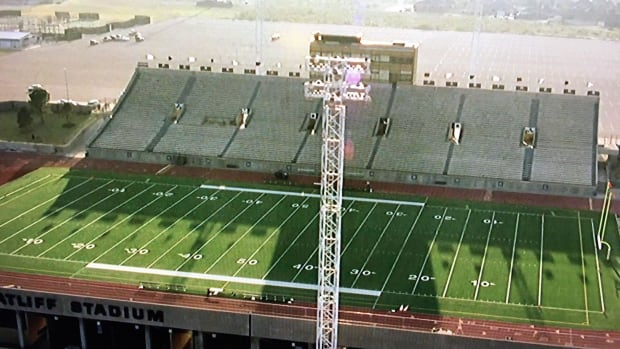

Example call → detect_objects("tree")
16 106 33 129
61 101 73 125
28 85 50 124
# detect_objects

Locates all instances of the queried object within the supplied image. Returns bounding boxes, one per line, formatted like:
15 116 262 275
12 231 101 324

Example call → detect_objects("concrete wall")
0 288 561 349
338 324 558 349
87 146 596 197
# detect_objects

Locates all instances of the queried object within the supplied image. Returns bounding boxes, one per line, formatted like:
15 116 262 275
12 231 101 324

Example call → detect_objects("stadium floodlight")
304 54 370 349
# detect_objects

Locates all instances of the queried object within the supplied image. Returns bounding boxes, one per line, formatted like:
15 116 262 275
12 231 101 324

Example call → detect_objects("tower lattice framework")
305 55 371 349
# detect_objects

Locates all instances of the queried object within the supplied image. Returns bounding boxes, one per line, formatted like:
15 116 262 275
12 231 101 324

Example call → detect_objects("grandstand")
88 67 599 196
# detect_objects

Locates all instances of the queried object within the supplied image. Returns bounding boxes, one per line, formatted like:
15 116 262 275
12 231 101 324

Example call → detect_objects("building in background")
309 32 419 84
0 31 37 49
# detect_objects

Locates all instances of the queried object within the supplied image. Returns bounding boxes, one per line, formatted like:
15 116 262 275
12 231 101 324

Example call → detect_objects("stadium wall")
86 147 596 197
0 287 559 349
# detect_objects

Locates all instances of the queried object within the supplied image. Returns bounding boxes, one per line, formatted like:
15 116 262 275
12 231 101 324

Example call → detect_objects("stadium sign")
0 291 164 324
70 301 164 323
0 292 57 310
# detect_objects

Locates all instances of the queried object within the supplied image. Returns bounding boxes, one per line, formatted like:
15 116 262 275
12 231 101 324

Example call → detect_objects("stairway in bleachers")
219 81 261 157
521 98 539 181
442 93 466 175
365 83 397 169
293 101 323 164
145 74 196 152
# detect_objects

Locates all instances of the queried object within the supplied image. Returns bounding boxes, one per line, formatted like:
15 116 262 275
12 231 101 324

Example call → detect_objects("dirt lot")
0 17 618 142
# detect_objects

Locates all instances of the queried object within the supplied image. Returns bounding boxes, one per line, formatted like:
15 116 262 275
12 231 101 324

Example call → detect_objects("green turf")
0 167 618 330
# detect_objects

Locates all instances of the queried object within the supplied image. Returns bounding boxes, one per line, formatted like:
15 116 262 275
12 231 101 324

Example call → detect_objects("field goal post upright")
304 55 371 349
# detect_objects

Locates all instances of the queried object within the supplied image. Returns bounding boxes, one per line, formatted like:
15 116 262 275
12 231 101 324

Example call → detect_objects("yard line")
0 182 115 247
442 209 472 298
203 195 288 273
0 252 86 264
290 201 357 282
350 204 402 288
0 176 58 208
473 212 496 301
448 206 577 220
384 289 599 314
0 177 95 231
199 184 424 207
0 174 52 201
372 205 425 309
226 197 312 283
86 263 381 297
26 183 151 256
173 192 268 271
341 202 378 254
505 212 520 304
261 212 319 279
590 220 606 313
61 185 178 260
91 187 202 264
577 212 590 325
410 208 448 295
147 192 262 270
537 214 545 306
121 192 234 267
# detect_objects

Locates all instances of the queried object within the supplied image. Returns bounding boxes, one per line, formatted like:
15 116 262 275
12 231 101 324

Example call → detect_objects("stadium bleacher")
531 94 597 186
449 90 531 180
91 69 189 151
226 76 317 162
373 86 458 173
88 67 599 194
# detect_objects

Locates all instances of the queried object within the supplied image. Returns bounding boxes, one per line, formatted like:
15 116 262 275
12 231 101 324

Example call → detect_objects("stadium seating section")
89 67 598 189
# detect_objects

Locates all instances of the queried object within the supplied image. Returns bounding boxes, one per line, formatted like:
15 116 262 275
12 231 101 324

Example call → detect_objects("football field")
0 168 619 329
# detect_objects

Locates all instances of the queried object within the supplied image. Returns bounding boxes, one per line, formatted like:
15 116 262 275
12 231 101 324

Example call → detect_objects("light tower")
305 55 371 349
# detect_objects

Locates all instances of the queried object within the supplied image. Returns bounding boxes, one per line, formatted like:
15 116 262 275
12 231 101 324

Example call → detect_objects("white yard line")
8 180 124 254
171 193 268 271
204 195 288 273
442 209 472 298
411 208 447 295
62 185 177 260
122 190 234 267
387 289 601 314
91 187 201 263
473 212 496 301
261 212 319 279
86 262 381 297
538 214 545 306
0 178 95 231
373 205 425 308
32 183 154 257
505 213 520 304
0 176 58 207
0 174 52 201
0 252 86 264
228 197 312 283
351 204 402 288
590 220 606 313
341 202 378 255
290 201 357 282
199 184 424 207
577 212 590 325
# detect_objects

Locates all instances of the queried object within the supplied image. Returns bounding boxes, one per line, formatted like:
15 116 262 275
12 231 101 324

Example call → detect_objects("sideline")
199 184 425 207
86 262 381 297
